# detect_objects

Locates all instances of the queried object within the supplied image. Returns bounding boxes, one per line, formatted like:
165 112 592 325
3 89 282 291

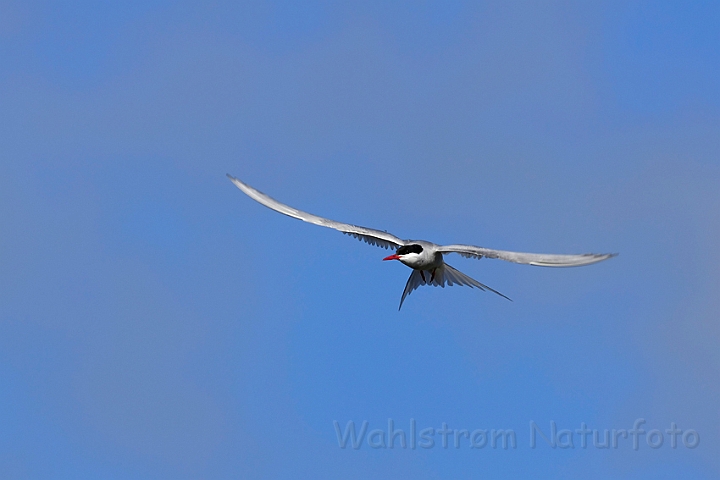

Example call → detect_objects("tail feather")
399 270 426 310
398 263 511 310
443 264 512 301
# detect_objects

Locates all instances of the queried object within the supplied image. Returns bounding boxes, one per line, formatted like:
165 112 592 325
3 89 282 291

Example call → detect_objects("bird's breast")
401 251 444 270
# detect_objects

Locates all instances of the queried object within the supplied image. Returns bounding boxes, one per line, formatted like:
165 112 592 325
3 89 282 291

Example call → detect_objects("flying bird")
227 174 615 309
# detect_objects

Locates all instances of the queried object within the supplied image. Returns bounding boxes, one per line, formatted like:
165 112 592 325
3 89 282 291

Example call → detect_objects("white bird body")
392 241 442 270
227 174 616 309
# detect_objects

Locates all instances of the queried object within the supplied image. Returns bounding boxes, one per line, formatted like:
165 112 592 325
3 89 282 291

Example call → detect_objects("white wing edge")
227 174 406 249
438 244 617 267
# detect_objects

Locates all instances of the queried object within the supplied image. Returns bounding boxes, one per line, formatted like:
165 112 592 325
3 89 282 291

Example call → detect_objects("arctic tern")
227 174 615 309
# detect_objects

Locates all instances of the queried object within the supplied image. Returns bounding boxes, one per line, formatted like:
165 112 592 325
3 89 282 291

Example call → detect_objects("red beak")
383 254 401 261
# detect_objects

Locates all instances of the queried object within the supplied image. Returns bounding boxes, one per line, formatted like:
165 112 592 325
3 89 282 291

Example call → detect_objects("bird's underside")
227 174 616 309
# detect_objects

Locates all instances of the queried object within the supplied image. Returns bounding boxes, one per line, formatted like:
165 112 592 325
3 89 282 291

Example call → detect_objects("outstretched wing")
437 244 616 267
227 174 406 249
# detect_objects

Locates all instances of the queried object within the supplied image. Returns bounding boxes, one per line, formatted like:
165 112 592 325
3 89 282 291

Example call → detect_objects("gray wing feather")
438 244 616 267
227 174 406 249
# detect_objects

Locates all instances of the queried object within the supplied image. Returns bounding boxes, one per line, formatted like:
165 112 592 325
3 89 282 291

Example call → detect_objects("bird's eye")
398 244 423 255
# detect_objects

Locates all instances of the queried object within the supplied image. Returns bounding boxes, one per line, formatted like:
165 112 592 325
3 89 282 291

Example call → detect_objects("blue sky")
1 1 719 478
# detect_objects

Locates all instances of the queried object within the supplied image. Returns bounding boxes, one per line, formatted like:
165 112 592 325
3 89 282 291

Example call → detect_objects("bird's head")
383 244 424 263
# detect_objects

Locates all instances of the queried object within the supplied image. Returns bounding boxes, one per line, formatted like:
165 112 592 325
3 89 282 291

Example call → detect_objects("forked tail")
398 263 511 310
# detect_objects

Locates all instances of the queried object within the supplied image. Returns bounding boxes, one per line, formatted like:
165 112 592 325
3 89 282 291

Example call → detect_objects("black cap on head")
397 244 423 255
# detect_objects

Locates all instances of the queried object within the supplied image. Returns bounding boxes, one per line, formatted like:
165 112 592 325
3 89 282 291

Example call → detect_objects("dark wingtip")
498 292 513 302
